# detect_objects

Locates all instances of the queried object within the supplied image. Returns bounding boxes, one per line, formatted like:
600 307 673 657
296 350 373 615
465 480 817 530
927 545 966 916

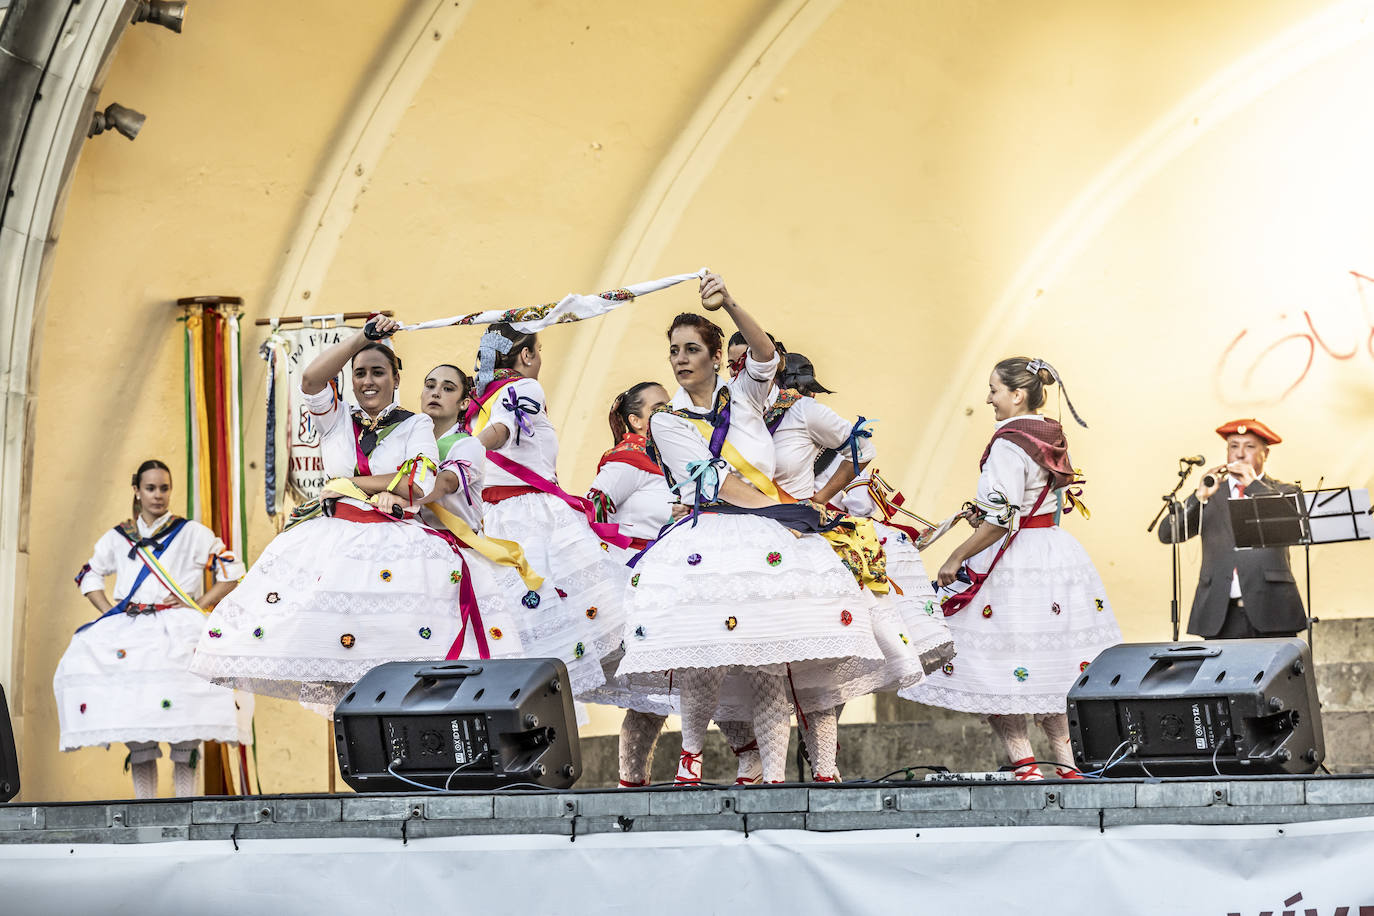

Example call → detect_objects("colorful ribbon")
846 417 877 474
484 450 633 549
500 387 540 445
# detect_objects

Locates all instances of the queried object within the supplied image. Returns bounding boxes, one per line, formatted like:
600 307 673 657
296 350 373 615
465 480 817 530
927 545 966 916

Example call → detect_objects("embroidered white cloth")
399 269 709 333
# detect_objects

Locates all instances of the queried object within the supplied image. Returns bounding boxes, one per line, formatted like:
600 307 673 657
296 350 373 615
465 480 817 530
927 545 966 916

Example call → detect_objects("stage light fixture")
131 1 186 33
88 103 146 141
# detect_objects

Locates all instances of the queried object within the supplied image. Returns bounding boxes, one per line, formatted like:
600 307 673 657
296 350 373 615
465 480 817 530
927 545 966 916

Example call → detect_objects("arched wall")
12 0 1374 801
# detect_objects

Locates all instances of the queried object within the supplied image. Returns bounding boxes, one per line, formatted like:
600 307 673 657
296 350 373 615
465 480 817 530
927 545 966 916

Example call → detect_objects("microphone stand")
1148 460 1197 642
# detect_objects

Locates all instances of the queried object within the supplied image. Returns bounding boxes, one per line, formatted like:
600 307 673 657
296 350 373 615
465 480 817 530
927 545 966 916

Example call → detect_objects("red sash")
941 486 1051 617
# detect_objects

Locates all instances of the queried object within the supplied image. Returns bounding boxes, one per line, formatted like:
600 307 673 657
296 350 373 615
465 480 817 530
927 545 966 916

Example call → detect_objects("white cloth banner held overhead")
399 268 709 333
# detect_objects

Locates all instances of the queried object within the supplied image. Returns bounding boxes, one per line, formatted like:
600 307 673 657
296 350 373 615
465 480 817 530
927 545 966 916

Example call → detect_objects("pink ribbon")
485 450 633 549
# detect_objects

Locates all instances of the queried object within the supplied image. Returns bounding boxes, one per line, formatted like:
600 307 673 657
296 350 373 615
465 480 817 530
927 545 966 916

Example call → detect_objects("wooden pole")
326 719 337 793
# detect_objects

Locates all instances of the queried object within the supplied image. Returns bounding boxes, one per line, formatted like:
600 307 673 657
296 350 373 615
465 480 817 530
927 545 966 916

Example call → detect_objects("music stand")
1228 487 1373 651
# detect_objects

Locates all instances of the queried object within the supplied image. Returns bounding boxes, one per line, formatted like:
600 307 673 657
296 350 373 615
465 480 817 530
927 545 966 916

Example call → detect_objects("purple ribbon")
442 459 475 505
501 387 540 445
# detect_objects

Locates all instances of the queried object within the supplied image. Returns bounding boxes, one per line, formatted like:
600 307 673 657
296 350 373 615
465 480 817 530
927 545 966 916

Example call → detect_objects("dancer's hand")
699 273 735 310
936 556 962 587
373 491 406 516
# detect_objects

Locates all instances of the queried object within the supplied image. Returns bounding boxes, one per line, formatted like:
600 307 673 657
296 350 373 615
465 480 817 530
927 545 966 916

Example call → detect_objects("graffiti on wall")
1214 270 1374 406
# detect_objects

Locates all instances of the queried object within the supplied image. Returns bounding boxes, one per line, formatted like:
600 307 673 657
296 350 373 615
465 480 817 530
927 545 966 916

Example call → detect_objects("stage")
4 776 1374 914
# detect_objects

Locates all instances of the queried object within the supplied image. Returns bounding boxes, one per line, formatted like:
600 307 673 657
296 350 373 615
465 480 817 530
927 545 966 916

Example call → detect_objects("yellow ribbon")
818 515 890 597
322 477 544 592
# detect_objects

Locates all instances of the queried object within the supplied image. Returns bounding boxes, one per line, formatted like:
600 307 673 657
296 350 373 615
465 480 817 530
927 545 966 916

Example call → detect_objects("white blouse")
77 512 244 605
483 377 561 489
977 415 1056 525
300 382 438 497
768 390 875 500
421 424 487 531
585 461 674 540
814 452 877 516
652 350 780 493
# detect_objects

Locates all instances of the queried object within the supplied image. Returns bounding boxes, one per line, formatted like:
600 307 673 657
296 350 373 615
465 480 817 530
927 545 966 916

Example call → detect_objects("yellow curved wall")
16 0 1374 801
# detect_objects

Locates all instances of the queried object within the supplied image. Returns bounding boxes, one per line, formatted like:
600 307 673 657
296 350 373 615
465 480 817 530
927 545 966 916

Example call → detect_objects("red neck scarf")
980 416 1078 490
597 433 663 476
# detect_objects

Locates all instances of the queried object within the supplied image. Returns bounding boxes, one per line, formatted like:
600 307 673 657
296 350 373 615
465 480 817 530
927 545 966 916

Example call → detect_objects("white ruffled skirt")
873 521 957 675
54 606 251 750
617 512 931 713
481 492 629 698
900 525 1121 715
189 506 490 710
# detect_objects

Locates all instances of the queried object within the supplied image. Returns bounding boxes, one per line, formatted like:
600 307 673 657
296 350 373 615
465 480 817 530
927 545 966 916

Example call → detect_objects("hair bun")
1036 367 1055 386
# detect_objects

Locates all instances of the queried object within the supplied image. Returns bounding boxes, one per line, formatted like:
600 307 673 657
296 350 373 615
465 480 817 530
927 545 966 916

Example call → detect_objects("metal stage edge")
5 774 1374 845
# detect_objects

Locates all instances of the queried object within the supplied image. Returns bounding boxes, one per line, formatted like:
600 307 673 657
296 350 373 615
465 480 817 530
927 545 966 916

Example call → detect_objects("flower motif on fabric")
924 599 937 616
982 605 993 619
1013 667 1029 682
633 626 646 640
265 592 280 604
379 569 393 583
1080 660 1091 672
340 633 356 649
418 627 432 640
574 642 586 658
896 532 909 543
942 662 955 676
252 627 264 639
840 610 853 626
725 616 738 631
449 570 462 584
522 591 541 609
687 553 702 566
1051 602 1062 616
585 607 598 620
116 649 127 659
160 699 172 709
1095 598 1105 611
555 588 568 599
631 574 640 588
208 628 223 638
599 542 610 552
899 633 909 645
489 627 503 640
79 703 87 714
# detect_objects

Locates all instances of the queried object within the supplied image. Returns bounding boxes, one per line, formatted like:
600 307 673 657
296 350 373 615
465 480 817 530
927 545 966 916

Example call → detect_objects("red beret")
1215 418 1281 445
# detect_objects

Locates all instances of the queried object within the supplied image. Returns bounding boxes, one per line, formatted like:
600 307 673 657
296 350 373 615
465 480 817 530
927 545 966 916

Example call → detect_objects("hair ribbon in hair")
475 330 512 396
1025 358 1088 428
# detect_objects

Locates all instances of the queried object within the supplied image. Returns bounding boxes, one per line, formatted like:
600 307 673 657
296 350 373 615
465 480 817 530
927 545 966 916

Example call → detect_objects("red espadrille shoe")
1011 757 1044 781
675 749 703 786
731 739 762 785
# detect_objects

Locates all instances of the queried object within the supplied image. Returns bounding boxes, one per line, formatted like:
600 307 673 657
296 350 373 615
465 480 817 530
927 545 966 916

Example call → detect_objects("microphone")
1181 455 1206 465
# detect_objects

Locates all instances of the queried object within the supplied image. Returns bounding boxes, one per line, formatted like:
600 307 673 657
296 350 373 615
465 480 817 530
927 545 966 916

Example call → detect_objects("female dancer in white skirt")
55 459 247 798
190 317 464 711
464 324 630 698
407 363 550 663
618 274 887 785
580 382 681 786
718 351 937 781
905 357 1121 780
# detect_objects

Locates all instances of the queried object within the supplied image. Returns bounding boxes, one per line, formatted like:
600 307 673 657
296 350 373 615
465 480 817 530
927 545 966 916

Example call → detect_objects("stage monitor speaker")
1068 639 1323 777
334 658 580 792
0 683 18 802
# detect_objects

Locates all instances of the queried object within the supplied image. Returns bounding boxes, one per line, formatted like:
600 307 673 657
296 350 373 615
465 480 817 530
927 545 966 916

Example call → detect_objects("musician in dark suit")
1157 418 1305 639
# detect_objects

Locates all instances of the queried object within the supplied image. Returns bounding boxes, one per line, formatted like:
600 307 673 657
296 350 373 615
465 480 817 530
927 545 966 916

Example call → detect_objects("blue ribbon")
75 520 189 634
500 387 540 445
846 417 877 474
676 457 726 526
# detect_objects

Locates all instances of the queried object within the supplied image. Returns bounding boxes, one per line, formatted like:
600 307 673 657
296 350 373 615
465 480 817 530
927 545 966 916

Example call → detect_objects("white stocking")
987 714 1034 765
803 706 840 779
677 668 726 755
131 761 158 799
169 740 200 797
748 672 793 783
618 710 667 785
1034 713 1076 767
718 719 761 784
